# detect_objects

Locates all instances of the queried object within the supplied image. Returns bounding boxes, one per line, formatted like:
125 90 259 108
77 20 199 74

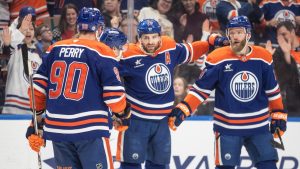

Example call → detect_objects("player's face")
173 77 187 97
24 24 35 45
140 33 161 53
227 27 248 53
66 8 77 26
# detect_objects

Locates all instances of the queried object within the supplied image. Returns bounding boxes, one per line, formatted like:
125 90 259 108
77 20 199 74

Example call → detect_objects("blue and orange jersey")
184 46 283 136
31 38 126 141
198 0 220 31
119 36 209 120
259 0 300 42
216 0 259 31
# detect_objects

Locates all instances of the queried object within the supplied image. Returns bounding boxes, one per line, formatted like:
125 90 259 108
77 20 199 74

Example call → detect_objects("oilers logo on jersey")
230 71 259 102
274 10 296 26
146 63 171 94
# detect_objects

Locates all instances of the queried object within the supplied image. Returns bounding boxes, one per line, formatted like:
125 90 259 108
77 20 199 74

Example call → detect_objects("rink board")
0 115 299 169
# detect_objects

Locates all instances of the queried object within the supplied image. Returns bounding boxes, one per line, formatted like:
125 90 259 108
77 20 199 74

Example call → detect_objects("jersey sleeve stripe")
33 83 46 95
192 84 212 94
103 92 125 97
104 93 125 104
189 90 206 102
184 94 203 112
34 79 48 88
268 94 281 101
265 84 279 94
105 95 126 113
103 86 125 91
33 74 48 80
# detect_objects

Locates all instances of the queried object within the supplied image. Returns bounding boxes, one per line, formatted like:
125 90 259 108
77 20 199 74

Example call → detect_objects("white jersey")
2 29 42 114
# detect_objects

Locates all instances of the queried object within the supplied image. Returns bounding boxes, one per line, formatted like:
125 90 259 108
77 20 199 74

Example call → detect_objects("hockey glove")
26 118 45 153
208 33 229 48
168 101 192 131
270 110 287 138
112 102 131 131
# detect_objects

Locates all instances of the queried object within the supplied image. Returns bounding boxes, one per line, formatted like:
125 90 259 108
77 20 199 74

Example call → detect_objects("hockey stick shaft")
28 65 43 169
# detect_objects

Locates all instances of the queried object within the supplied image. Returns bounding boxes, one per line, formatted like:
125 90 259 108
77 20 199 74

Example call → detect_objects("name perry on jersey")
59 47 85 58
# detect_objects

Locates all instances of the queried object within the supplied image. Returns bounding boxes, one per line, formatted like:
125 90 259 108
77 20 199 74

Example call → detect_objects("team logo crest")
230 71 259 102
274 10 296 26
146 63 171 94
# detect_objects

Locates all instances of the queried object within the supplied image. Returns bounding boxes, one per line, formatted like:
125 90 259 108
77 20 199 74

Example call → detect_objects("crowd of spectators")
0 0 299 116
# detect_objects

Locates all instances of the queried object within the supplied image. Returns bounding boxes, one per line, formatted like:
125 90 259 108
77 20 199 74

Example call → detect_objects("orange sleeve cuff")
184 94 203 112
269 97 284 112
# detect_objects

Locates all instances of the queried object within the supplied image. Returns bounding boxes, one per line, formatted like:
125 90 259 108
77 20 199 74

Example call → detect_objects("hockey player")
169 16 287 169
99 27 128 61
116 18 227 169
25 7 130 168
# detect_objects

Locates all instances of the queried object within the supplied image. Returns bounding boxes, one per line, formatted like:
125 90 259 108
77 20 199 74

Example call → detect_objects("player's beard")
231 38 247 54
142 41 161 54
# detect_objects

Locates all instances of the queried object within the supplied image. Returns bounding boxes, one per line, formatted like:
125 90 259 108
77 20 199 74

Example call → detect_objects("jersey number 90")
49 61 89 101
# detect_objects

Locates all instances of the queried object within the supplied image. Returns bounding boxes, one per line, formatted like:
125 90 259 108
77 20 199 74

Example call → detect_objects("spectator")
52 3 78 41
35 24 54 57
173 76 189 106
169 0 210 43
138 0 174 38
120 0 148 17
10 6 36 32
266 21 300 116
1 15 42 114
118 15 139 43
216 0 258 33
48 0 95 16
102 0 121 28
9 0 49 26
259 0 300 44
198 0 220 32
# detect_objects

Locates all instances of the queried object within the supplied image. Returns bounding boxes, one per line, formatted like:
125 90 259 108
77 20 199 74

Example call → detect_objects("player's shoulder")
122 43 146 59
160 36 176 50
251 45 273 63
49 39 116 59
206 46 234 64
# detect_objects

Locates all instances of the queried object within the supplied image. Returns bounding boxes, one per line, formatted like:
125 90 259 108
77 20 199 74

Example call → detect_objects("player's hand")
270 110 287 138
208 33 229 47
168 101 192 131
26 118 45 152
112 102 131 131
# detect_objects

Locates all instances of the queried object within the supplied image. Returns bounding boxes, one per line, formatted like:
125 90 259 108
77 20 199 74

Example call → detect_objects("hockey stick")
28 62 43 169
271 128 285 150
